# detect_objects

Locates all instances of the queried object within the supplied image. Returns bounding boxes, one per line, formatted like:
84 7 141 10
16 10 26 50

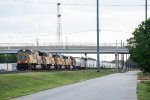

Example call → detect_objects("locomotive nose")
17 54 30 64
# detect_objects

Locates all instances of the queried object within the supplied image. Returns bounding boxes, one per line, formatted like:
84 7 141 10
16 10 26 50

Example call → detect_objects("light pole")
5 54 8 71
145 0 148 21
96 0 100 72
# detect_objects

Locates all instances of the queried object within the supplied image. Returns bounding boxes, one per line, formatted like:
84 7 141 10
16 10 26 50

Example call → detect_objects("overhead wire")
1 0 149 7
64 29 132 34
0 34 52 38
0 29 132 39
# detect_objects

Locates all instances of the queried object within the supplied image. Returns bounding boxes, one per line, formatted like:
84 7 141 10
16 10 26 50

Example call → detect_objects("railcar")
74 57 87 69
80 57 87 69
87 59 97 69
74 57 81 69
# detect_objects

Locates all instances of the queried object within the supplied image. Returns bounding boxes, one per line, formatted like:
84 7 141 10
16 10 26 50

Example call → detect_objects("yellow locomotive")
17 49 75 71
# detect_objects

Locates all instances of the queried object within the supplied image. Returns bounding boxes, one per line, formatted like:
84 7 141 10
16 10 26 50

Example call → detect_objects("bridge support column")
127 54 130 71
125 54 127 71
115 53 118 72
120 41 124 72
121 53 124 72
118 54 120 72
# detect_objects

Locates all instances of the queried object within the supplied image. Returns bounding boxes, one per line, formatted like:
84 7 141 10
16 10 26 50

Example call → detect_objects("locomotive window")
26 50 32 54
18 56 28 59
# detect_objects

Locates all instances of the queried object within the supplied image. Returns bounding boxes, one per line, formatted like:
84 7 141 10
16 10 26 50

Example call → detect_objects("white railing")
0 42 127 47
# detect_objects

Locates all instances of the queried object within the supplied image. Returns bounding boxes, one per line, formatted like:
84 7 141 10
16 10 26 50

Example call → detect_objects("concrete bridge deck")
0 43 129 54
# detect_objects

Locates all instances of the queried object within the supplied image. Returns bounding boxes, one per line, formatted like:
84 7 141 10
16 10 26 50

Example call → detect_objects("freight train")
17 49 97 71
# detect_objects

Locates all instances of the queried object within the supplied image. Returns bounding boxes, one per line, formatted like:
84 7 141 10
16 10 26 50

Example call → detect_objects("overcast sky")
0 0 150 60
0 0 149 43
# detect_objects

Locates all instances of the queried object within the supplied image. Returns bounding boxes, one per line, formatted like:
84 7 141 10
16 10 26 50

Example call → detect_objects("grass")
137 73 150 100
137 81 150 100
0 69 115 100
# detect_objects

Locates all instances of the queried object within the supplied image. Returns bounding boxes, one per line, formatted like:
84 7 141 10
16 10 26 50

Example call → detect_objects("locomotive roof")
62 55 68 59
17 49 33 54
18 49 32 52
52 54 60 58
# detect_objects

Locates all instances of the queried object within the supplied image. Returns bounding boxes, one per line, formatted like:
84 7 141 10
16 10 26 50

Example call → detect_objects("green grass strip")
137 72 150 100
137 81 150 100
0 69 115 100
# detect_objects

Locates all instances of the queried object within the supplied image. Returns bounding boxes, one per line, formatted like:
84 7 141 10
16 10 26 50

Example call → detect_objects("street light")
145 0 148 21
96 0 100 72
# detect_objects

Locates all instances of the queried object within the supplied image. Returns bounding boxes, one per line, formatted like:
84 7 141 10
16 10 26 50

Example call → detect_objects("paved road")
13 71 137 100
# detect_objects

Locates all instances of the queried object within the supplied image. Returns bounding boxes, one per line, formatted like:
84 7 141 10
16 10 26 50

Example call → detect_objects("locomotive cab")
17 49 32 71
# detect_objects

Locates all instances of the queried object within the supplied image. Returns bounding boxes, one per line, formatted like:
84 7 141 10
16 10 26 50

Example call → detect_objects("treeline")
127 18 150 73
0 54 17 63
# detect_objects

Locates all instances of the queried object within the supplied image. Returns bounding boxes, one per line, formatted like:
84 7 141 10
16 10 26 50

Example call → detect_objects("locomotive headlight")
25 61 28 63
17 61 20 63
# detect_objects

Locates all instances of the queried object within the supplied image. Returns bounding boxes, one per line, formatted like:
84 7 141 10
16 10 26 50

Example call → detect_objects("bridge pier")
118 54 120 72
121 53 124 71
116 53 125 72
115 53 119 72
125 54 128 71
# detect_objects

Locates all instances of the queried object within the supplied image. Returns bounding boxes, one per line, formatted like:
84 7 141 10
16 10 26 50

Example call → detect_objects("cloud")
0 14 57 33
0 0 149 43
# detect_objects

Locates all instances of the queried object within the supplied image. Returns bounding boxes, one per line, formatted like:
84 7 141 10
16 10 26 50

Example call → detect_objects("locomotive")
17 49 97 71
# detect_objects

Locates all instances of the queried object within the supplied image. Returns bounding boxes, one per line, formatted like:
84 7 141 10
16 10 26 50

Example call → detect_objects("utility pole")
121 40 124 72
115 40 118 72
66 36 67 46
65 36 68 49
96 0 100 72
57 3 62 43
145 0 148 21
145 0 148 35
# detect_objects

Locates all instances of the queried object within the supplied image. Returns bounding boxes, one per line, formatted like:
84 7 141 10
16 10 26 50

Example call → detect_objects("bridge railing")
0 42 127 47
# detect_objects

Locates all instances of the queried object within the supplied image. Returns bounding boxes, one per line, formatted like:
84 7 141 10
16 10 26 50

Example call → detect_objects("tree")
127 18 150 73
126 59 137 69
0 54 5 63
7 54 17 63
0 54 17 63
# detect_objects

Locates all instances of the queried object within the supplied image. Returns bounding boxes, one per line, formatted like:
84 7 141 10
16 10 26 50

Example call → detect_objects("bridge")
0 42 129 54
